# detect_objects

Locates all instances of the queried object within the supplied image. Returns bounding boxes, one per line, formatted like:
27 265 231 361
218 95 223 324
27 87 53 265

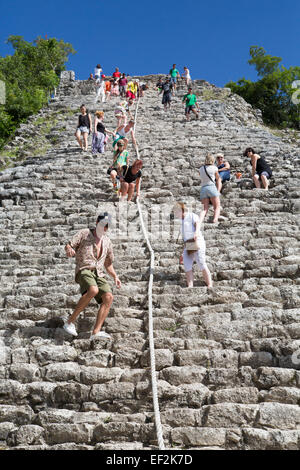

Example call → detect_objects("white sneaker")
90 331 111 340
63 322 78 337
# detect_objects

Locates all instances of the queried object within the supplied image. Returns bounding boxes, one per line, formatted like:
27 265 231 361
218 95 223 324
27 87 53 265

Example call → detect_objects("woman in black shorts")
244 147 272 190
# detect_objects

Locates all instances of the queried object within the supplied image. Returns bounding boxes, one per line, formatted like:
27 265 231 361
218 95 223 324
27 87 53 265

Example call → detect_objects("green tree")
0 35 76 150
226 46 300 128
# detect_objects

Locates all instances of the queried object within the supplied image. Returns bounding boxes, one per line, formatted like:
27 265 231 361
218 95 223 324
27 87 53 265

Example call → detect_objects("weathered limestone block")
202 404 259 428
35 345 78 365
77 350 114 367
50 383 90 405
160 366 206 387
256 403 300 430
0 422 17 440
89 383 135 403
6 424 45 447
44 362 81 382
44 423 93 445
141 349 173 370
0 379 27 404
0 405 34 425
160 408 199 427
174 349 210 367
171 426 226 447
239 352 274 368
80 367 123 385
10 364 41 383
212 387 259 404
254 367 297 389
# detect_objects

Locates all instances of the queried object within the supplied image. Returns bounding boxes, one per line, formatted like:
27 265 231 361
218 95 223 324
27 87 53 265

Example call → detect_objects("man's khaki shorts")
76 269 112 304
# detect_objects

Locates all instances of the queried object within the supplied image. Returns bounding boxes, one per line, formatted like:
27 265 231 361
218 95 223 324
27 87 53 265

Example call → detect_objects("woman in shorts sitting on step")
243 147 272 190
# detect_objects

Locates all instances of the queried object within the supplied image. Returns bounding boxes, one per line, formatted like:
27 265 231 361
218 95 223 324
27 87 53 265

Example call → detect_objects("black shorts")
185 105 196 114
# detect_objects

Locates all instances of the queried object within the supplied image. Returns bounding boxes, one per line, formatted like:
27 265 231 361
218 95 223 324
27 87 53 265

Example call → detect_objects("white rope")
133 89 166 451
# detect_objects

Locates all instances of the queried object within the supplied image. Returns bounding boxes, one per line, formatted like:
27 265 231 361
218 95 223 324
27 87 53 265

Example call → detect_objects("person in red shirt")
112 67 121 80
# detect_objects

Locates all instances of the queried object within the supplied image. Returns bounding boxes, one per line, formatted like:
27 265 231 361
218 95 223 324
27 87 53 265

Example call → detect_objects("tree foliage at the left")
0 35 76 149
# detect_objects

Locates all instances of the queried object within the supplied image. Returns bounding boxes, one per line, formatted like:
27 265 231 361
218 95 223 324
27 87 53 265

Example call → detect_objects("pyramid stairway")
0 73 299 450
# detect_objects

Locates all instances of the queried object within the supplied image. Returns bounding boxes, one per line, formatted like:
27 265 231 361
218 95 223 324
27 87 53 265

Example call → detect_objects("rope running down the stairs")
133 93 166 450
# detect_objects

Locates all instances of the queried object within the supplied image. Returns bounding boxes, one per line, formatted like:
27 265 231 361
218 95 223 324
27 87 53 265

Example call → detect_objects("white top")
184 68 191 79
94 67 102 77
181 212 204 243
199 165 218 186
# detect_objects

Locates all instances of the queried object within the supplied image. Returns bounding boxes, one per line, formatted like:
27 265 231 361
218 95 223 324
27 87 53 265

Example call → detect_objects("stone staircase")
0 73 299 450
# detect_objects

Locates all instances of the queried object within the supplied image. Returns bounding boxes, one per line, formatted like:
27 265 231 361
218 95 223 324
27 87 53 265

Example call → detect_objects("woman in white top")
182 67 191 86
173 202 213 288
199 154 222 224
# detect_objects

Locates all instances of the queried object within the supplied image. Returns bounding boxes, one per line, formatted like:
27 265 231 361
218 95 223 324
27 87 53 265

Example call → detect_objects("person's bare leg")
68 286 99 324
75 131 83 148
186 270 194 288
202 267 213 288
127 183 135 201
92 292 114 335
83 132 88 151
261 174 269 190
253 174 261 188
211 196 220 223
120 182 129 201
199 199 210 224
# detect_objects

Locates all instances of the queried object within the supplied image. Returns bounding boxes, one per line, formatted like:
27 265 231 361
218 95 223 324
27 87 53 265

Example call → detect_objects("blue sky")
0 0 299 87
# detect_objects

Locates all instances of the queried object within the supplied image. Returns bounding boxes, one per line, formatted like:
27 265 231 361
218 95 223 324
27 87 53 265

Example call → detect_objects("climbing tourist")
107 139 129 190
105 80 112 101
216 153 231 190
75 104 92 152
156 77 164 93
198 154 222 224
113 120 137 151
114 100 133 128
173 202 213 289
160 78 173 111
182 87 199 121
126 79 138 100
94 64 102 80
63 213 121 340
112 67 121 80
182 66 191 86
94 75 106 103
169 64 180 92
243 147 272 190
111 80 120 97
88 73 95 81
118 159 143 201
92 111 114 155
119 73 128 97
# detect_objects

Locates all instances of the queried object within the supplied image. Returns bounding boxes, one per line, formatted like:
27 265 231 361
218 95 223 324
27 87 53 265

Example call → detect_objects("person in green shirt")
169 64 180 92
182 87 199 121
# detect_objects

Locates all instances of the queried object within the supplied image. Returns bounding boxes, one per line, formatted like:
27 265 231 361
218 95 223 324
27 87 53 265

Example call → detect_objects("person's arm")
251 154 258 177
218 161 230 171
105 262 121 288
130 129 137 148
94 117 98 134
135 177 141 197
193 221 201 240
65 230 83 257
215 171 222 192
65 243 75 257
